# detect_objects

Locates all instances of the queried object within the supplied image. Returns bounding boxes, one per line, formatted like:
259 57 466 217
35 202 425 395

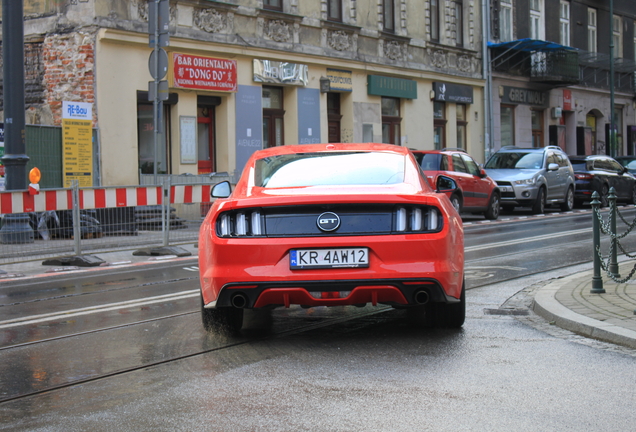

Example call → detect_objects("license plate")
290 248 369 269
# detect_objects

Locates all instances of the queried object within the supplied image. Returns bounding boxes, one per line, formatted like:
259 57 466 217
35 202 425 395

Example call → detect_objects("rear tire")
450 193 462 214
440 282 466 328
201 295 244 333
560 187 574 212
484 192 500 220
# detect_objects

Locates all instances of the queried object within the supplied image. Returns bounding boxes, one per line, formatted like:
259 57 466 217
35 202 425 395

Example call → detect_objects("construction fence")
0 175 230 265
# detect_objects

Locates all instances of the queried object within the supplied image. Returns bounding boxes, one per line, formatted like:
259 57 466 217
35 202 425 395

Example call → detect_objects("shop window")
381 97 401 145
430 0 439 42
456 104 467 150
531 109 544 148
328 0 342 22
327 93 342 143
263 0 282 11
263 86 285 148
433 101 446 150
137 103 171 175
500 104 515 147
383 0 395 32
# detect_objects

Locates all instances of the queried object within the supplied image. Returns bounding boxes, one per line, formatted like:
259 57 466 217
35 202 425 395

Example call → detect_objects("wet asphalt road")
1 207 636 430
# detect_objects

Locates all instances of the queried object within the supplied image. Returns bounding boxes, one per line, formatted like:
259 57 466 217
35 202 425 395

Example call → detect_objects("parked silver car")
484 146 575 214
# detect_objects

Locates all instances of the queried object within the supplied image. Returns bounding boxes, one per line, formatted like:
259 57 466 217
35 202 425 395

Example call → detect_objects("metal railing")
0 179 223 265
591 188 636 293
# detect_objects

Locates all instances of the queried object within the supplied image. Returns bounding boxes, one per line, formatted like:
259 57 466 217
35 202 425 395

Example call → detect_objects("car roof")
410 148 467 155
568 155 610 160
496 146 562 153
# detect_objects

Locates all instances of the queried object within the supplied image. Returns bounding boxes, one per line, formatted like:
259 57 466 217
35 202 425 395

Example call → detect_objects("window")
500 105 514 147
461 154 481 176
263 0 282 11
327 0 342 22
137 103 171 174
531 109 544 148
613 15 622 58
587 8 597 53
430 0 439 42
452 154 468 173
559 1 570 47
530 0 544 40
381 97 401 145
383 0 395 32
499 0 513 42
434 101 446 150
455 1 463 47
456 104 467 150
262 86 285 148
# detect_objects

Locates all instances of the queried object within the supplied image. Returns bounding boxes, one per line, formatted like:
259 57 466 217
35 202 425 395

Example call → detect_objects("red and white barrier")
0 186 172 214
170 184 213 205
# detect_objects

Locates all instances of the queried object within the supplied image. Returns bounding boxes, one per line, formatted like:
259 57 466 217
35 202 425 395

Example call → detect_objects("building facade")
487 0 636 159
0 0 488 187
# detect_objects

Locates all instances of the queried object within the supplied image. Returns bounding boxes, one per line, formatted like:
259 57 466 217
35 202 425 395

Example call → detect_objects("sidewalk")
0 243 199 281
532 263 636 349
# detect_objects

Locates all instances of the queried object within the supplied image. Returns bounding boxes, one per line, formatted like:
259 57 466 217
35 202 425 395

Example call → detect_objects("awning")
488 38 576 53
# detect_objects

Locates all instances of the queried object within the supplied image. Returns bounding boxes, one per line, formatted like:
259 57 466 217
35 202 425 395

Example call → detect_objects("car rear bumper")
205 278 459 309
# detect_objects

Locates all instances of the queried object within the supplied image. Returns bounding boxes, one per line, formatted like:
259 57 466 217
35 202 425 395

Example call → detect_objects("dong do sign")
171 53 237 92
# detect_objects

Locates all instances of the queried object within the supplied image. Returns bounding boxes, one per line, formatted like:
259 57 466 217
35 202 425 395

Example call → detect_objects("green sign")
367 75 417 99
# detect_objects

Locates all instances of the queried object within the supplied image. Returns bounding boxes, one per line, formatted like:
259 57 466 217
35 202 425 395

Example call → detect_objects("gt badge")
317 212 341 232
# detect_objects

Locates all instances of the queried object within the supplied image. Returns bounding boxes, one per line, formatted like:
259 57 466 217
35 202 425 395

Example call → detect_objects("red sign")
171 53 237 92
563 89 572 111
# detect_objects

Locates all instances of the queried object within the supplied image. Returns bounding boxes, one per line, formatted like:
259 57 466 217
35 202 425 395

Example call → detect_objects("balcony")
489 39 580 87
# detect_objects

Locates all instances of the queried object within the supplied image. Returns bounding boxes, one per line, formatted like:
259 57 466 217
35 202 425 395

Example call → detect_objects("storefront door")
197 106 215 174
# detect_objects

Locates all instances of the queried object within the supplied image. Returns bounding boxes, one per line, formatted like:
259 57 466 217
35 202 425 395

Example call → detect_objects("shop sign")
563 89 572 111
501 86 547 106
62 101 93 187
367 75 417 99
326 68 352 92
432 82 473 103
171 53 237 92
253 59 308 86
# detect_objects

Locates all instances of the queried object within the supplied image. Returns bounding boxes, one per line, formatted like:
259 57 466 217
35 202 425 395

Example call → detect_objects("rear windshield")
253 152 406 188
570 162 587 171
485 152 544 169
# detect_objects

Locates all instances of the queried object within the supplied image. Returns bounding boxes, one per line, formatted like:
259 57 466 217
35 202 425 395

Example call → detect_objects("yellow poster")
62 102 93 187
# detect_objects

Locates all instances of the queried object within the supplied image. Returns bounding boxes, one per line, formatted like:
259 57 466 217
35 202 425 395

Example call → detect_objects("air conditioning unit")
551 107 562 119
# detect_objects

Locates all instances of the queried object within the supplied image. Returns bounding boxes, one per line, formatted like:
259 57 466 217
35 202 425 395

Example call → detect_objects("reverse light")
216 209 263 237
394 206 442 233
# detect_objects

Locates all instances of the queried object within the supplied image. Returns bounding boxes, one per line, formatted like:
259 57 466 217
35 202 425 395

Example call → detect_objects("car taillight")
216 210 263 237
395 206 441 232
575 173 593 180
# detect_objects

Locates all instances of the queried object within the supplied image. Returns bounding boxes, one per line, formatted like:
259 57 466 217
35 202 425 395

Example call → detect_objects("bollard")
608 187 619 277
591 192 605 293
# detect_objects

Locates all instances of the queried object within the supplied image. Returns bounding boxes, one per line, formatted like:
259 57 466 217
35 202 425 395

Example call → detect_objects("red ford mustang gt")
198 143 465 331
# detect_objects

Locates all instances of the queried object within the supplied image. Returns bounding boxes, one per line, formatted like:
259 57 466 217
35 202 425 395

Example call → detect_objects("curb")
532 274 636 349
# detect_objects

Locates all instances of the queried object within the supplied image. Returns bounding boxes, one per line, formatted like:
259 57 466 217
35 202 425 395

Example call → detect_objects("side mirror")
479 168 488 178
211 181 231 198
548 163 559 171
436 175 458 193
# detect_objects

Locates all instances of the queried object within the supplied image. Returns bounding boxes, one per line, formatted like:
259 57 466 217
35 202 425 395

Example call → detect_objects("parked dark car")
411 148 500 220
569 155 636 207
